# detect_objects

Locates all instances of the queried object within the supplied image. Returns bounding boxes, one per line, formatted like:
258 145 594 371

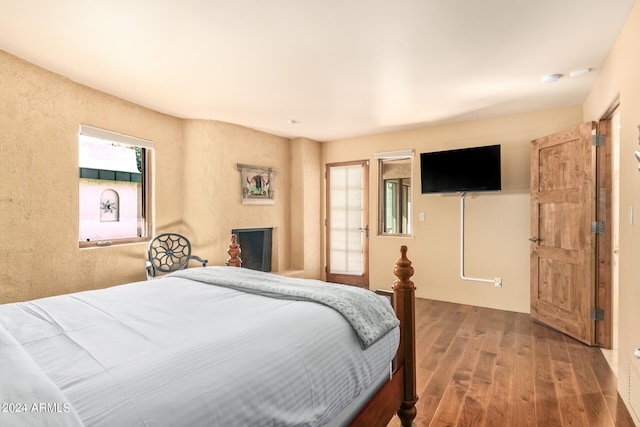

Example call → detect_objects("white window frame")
375 150 413 236
78 125 153 248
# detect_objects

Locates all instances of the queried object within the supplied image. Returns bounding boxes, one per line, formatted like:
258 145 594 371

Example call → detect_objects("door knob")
529 236 539 243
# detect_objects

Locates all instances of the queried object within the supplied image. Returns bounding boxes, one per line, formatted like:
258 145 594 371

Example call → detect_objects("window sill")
79 236 150 249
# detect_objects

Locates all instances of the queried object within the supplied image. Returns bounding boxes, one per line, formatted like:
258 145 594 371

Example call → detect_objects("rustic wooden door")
530 122 597 345
326 161 369 288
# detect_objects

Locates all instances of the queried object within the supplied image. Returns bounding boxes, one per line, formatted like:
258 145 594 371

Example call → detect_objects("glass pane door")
329 164 364 275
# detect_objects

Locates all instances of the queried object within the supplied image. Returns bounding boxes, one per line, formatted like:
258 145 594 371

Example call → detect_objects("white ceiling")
0 0 635 141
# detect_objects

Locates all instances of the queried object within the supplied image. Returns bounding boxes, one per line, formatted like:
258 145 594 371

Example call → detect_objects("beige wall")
0 50 323 303
0 51 184 302
583 1 640 418
181 119 293 271
290 137 323 278
322 107 583 313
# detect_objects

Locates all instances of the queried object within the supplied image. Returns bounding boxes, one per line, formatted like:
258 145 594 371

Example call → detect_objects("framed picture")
236 164 277 205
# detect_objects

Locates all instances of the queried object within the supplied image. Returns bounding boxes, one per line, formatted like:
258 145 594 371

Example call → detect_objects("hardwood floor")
387 298 636 427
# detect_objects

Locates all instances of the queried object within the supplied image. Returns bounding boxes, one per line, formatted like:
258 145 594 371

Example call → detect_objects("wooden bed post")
393 245 418 427
226 234 242 267
226 236 417 426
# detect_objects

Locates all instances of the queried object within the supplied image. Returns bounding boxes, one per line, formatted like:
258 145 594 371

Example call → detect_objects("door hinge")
591 308 605 321
591 221 605 234
592 134 605 146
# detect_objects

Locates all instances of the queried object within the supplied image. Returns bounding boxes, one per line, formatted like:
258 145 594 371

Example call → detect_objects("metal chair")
146 233 208 279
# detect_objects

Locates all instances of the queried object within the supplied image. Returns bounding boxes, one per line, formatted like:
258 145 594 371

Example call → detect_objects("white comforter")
0 269 399 427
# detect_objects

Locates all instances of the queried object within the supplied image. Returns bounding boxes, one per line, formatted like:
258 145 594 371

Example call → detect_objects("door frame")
595 104 618 349
325 160 370 288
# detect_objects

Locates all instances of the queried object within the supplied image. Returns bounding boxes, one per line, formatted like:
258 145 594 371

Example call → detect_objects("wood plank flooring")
387 298 635 427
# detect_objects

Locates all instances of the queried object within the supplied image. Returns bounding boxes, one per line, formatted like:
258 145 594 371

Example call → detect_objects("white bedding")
0 270 399 427
169 267 399 348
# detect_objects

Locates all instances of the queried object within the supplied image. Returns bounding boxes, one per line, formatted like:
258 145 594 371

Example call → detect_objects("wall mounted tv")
420 144 501 194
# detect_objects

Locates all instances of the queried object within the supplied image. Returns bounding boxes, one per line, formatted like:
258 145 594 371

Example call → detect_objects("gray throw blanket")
167 267 399 348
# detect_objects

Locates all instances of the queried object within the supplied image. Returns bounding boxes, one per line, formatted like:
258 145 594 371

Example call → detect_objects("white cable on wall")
460 193 501 286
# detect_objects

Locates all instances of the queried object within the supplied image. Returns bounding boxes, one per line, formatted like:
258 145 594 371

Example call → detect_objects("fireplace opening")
231 228 273 272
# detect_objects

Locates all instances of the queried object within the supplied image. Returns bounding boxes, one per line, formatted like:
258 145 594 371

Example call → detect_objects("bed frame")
225 234 418 427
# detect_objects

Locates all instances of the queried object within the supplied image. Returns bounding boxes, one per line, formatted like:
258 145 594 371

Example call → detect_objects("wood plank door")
530 122 597 345
326 161 369 288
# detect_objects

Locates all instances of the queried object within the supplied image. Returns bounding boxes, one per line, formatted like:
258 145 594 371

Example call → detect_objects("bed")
0 237 417 427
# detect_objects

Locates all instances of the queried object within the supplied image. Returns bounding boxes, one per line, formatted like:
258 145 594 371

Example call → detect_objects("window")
377 151 412 235
78 125 153 247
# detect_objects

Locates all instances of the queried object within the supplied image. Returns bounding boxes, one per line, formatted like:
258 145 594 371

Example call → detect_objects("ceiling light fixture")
287 119 298 125
541 73 563 84
569 68 591 77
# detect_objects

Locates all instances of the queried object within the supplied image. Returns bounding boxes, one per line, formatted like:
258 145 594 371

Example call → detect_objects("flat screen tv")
420 144 501 194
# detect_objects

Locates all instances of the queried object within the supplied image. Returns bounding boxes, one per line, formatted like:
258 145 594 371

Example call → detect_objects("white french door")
325 161 369 288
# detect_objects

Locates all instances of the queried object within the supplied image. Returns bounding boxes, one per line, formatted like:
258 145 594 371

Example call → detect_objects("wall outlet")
494 277 502 288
